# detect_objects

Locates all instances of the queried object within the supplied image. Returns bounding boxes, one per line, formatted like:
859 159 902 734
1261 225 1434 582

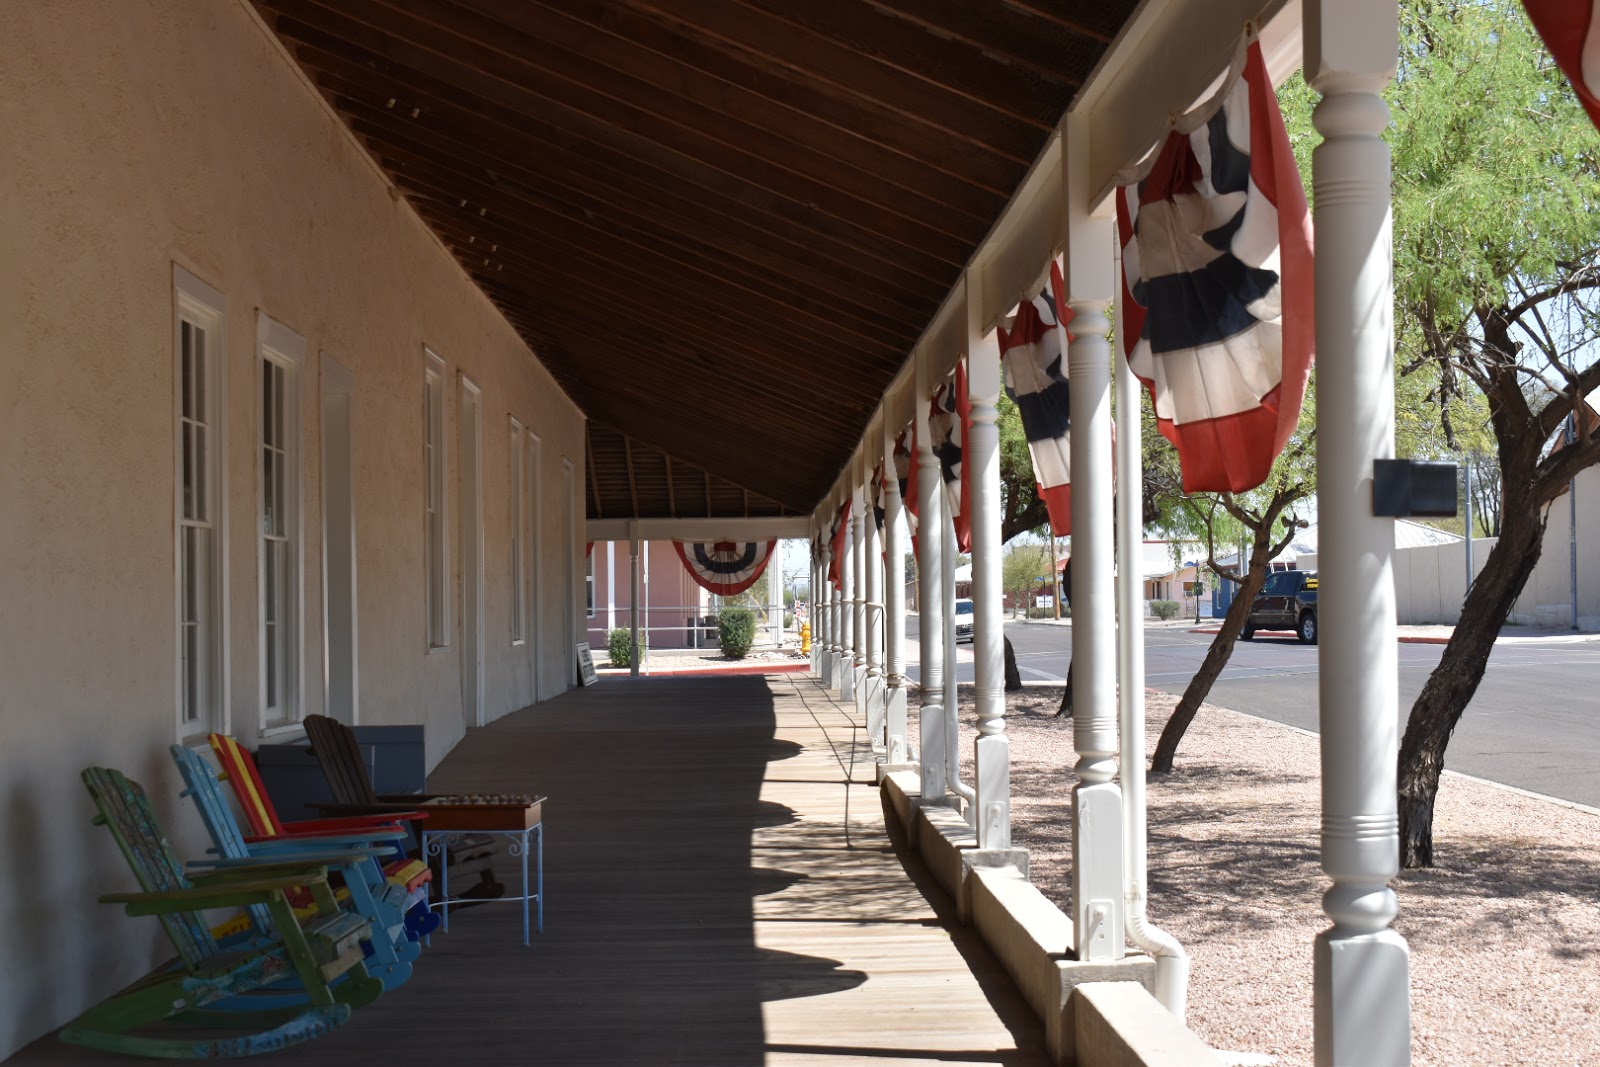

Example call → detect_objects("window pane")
181 322 195 421
182 423 196 521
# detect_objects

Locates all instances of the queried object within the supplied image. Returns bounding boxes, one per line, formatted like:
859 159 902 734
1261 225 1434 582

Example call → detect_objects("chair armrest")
243 831 406 852
309 802 430 820
279 813 422 833
187 862 331 886
101 869 329 915
188 847 390 869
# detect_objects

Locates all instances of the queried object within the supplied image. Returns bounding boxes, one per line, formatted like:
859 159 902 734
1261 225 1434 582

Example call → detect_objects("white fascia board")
1078 0 1298 206
586 517 809 542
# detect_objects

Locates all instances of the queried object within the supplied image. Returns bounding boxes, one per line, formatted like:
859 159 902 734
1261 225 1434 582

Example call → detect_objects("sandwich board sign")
575 643 598 686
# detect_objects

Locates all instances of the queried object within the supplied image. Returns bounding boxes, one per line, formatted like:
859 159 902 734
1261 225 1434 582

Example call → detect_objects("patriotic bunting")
1523 1 1600 132
894 430 919 557
928 362 972 552
999 261 1075 536
673 539 777 597
1116 38 1314 494
828 499 851 590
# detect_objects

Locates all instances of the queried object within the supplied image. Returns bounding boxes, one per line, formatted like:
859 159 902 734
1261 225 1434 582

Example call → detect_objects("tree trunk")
1003 636 1023 692
1056 660 1075 716
1152 536 1278 772
1398 503 1547 866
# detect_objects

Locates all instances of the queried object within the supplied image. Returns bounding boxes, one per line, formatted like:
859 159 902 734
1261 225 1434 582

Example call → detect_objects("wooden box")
418 794 545 831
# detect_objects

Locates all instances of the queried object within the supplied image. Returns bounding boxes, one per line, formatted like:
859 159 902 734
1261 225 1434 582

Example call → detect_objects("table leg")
515 828 527 945
537 823 544 934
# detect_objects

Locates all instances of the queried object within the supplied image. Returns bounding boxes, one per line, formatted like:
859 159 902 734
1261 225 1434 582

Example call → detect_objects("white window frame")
174 266 229 740
424 349 450 651
257 313 306 731
510 416 527 645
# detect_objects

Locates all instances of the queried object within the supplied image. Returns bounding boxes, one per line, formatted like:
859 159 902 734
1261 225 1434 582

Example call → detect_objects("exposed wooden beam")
585 431 603 519
863 0 1107 80
624 435 640 519
615 0 1045 163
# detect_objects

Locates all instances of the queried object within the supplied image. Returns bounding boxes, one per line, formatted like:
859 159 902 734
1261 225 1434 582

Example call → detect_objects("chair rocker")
169 744 419 992
59 768 383 1059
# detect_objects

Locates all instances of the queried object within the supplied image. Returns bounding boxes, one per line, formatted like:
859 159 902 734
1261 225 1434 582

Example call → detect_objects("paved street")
902 616 1600 808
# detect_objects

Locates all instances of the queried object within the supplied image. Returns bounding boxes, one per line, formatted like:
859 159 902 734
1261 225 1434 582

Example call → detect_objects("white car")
954 598 975 642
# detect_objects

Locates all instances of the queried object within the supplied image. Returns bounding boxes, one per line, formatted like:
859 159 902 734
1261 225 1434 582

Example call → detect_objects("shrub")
607 627 644 668
719 608 756 659
1150 600 1181 621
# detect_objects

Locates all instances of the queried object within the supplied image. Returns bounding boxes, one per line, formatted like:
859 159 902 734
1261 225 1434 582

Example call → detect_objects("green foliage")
606 627 643 668
718 608 756 659
1150 600 1181 621
1001 542 1055 613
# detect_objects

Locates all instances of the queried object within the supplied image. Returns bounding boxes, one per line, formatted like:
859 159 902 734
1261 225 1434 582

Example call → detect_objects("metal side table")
420 795 545 946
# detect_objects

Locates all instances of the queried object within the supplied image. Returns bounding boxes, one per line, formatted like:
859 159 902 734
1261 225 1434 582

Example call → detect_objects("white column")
851 473 864 681
1307 4 1411 1063
967 312 1009 849
770 546 783 646
1065 178 1126 958
916 370 948 802
863 466 886 746
883 420 909 765
840 487 858 702
941 490 975 818
629 535 642 679
606 541 616 632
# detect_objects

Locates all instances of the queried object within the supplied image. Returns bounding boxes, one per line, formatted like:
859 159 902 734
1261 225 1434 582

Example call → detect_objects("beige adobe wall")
0 0 583 1055
1392 465 1600 628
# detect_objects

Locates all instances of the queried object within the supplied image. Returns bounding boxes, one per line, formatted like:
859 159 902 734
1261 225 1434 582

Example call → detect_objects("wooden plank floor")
22 675 1048 1066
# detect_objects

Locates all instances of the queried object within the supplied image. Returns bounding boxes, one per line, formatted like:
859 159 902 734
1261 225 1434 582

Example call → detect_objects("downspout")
1114 248 1189 1019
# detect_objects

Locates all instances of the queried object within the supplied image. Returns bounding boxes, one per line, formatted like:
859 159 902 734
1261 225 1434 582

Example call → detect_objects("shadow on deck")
22 675 1047 1066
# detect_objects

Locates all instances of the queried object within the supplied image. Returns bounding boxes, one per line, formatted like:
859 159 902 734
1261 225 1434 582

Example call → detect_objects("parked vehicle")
954 598 975 642
1242 570 1319 644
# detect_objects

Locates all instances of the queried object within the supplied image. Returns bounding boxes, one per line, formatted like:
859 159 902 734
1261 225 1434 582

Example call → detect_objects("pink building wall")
584 541 714 651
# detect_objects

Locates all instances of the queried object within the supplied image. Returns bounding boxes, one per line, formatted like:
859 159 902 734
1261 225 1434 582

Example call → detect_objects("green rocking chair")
59 767 385 1058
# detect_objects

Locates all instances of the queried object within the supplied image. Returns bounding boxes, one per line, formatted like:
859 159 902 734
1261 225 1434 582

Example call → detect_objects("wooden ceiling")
255 0 1139 519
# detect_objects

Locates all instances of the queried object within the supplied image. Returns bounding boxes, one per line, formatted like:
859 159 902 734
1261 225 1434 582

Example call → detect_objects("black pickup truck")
1242 570 1319 644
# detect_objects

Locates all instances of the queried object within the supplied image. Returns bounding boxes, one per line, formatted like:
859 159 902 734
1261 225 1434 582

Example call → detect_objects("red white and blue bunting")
999 261 1075 536
673 539 777 597
1524 1 1600 132
1116 38 1313 494
827 498 851 590
928 361 972 552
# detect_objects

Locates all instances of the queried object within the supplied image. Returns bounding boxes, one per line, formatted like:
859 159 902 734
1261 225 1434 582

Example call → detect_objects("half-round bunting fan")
673 540 778 597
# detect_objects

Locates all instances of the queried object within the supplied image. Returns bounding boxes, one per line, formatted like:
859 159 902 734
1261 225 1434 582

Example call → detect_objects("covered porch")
18 673 1052 1066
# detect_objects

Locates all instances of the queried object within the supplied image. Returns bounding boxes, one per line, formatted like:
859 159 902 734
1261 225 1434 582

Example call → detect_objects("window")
175 267 227 737
257 313 305 728
510 416 527 645
424 349 449 649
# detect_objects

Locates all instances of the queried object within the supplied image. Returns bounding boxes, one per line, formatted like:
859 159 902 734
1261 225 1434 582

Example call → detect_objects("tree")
1387 1 1600 866
1147 414 1315 772
999 392 1052 542
1001 541 1054 619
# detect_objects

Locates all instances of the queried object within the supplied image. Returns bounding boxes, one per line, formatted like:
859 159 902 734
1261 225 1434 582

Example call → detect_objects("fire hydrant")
800 622 812 655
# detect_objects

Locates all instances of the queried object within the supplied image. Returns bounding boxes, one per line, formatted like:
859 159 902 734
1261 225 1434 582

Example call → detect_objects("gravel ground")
907 686 1600 1067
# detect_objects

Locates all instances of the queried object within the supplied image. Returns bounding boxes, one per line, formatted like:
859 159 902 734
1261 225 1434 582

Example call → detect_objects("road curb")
1188 627 1451 644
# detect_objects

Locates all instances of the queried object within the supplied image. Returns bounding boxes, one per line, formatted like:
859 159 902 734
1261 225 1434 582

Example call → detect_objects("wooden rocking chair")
60 767 384 1058
169 744 418 992
300 715 503 902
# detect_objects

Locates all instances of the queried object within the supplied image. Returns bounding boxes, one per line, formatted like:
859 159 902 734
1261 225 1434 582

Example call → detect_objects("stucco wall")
0 1 584 1055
